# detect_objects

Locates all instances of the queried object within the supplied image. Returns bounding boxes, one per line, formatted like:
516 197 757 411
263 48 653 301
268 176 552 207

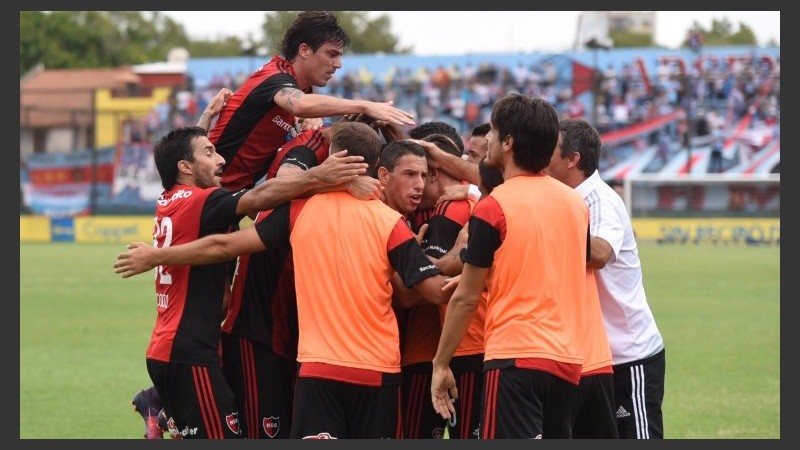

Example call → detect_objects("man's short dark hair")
422 133 461 158
153 126 207 191
281 11 350 60
558 118 602 177
329 121 383 171
471 123 490 137
490 94 558 173
377 140 426 176
409 121 464 152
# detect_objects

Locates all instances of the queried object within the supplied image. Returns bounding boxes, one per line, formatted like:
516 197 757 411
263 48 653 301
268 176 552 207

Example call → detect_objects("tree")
609 30 654 48
261 11 410 56
681 17 758 48
19 11 248 77
186 37 248 58
20 11 410 78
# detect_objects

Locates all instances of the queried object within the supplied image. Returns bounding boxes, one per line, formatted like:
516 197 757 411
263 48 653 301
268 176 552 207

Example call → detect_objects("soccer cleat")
132 387 165 439
158 407 168 432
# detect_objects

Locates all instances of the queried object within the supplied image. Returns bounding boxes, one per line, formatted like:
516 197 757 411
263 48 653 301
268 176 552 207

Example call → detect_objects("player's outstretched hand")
311 150 369 185
363 101 416 127
114 242 159 278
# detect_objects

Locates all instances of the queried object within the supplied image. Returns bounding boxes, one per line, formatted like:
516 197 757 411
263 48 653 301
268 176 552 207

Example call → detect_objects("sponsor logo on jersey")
272 115 294 133
157 189 193 206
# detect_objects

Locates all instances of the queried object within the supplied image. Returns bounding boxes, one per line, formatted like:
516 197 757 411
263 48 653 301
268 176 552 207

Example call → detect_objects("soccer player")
208 11 415 191
430 94 589 438
114 122 457 438
379 133 451 439
412 133 484 440
116 124 370 438
222 119 384 439
546 118 665 439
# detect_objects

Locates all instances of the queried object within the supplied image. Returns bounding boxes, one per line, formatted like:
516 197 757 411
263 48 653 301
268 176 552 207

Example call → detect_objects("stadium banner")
632 217 780 245
19 215 53 243
73 216 155 243
22 148 116 216
51 217 76 242
110 142 163 208
21 147 116 217
21 216 778 245
600 111 679 147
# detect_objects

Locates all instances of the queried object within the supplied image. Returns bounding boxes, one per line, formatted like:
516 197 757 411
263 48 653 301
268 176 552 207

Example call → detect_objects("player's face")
381 154 427 216
309 42 344 87
419 160 440 211
190 136 226 188
466 135 488 165
484 124 503 170
545 134 570 184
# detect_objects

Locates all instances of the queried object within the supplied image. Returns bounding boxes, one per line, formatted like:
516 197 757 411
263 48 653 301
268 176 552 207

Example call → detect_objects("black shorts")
146 359 242 439
482 366 578 439
613 348 666 439
573 372 618 438
221 333 295 438
402 361 447 438
447 354 483 439
290 370 402 439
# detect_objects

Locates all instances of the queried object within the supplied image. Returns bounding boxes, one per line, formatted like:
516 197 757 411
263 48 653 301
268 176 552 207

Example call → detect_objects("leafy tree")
261 11 410 56
20 11 58 76
21 11 108 75
609 30 654 48
187 37 248 58
22 11 175 76
726 23 757 46
681 17 758 48
20 11 247 77
21 11 411 78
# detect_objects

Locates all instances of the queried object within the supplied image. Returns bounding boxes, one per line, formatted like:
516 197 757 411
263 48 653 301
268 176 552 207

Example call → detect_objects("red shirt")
209 55 306 190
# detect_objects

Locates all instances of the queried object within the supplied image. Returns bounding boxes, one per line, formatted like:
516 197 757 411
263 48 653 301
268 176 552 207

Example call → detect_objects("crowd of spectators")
139 52 779 175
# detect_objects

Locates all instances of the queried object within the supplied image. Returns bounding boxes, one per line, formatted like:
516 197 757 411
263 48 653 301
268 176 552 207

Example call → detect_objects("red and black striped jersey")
265 128 330 180
209 55 308 191
221 201 305 361
146 185 243 366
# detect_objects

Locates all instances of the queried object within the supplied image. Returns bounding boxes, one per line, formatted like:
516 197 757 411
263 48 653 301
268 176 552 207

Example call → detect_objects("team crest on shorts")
166 417 183 439
263 416 280 438
226 412 240 434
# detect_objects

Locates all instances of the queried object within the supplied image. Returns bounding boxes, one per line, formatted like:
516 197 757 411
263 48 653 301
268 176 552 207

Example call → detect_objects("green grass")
20 242 780 438
641 244 780 438
20 243 155 439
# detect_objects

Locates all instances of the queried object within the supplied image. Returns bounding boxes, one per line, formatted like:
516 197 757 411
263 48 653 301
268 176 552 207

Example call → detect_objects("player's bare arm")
276 87 304 110
431 263 486 420
114 227 266 278
197 88 233 131
588 235 614 269
274 87 415 127
236 150 367 215
412 140 480 186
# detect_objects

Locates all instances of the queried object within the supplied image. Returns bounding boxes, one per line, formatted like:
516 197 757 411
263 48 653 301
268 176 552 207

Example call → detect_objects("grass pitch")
20 242 779 438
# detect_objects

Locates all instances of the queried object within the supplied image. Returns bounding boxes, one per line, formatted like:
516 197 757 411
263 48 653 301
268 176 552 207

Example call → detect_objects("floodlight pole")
585 38 610 128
